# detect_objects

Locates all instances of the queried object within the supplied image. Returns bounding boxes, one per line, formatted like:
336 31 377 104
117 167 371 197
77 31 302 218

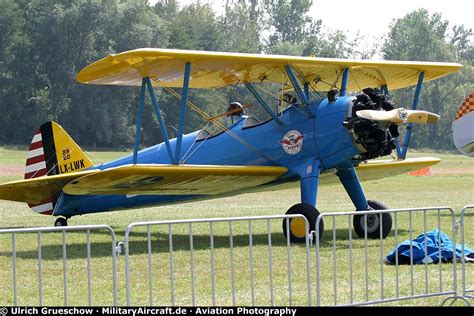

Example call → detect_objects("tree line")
0 0 472 151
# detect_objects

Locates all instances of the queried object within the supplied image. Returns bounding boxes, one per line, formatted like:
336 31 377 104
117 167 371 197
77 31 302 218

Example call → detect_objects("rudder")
25 121 93 214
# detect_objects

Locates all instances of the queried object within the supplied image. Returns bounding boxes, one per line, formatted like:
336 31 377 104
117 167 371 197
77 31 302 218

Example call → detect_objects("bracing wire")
38 144 84 179
348 68 362 93
154 80 279 165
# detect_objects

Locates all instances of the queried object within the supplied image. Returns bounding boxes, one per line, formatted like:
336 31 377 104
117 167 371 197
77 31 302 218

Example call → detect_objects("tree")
0 0 27 144
167 2 224 51
221 0 263 53
153 0 179 22
262 0 355 58
263 0 313 46
304 29 357 58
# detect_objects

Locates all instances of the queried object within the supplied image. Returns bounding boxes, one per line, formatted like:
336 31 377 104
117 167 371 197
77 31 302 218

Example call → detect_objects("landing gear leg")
336 164 392 239
54 217 68 227
283 159 324 243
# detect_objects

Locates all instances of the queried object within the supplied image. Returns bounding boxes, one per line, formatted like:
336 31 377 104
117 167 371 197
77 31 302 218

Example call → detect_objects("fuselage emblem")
279 130 305 155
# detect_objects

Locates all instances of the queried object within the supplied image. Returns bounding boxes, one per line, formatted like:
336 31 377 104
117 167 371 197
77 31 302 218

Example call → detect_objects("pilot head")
227 102 245 116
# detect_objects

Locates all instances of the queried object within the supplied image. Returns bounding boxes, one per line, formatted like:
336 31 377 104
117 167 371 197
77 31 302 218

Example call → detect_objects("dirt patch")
0 165 24 177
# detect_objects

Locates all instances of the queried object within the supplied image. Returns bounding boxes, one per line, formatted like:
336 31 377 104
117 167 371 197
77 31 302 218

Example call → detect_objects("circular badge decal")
279 130 305 155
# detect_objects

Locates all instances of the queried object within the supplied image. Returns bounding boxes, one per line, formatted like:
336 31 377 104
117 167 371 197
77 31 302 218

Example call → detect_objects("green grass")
0 149 473 306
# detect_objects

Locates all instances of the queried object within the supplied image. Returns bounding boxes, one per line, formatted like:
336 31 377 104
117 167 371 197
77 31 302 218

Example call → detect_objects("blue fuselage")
55 96 361 217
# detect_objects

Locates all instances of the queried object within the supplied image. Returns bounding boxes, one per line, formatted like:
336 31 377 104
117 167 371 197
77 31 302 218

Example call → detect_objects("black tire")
353 200 392 239
282 203 324 243
54 217 68 227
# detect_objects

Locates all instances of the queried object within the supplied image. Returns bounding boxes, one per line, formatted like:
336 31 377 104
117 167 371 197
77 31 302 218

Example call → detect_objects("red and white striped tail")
29 197 55 215
25 129 55 215
25 130 48 179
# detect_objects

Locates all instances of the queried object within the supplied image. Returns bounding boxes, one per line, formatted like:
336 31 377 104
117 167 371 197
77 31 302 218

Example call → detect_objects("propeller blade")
406 110 440 124
356 108 440 125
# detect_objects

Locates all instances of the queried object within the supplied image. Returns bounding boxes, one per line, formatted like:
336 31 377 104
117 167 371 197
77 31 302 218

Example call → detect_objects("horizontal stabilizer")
63 164 288 196
0 170 98 204
356 108 440 125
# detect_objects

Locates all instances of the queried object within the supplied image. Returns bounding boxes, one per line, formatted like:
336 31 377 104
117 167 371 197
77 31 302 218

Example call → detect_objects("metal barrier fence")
0 225 118 306
1 206 473 306
123 215 311 306
461 205 474 302
314 207 459 306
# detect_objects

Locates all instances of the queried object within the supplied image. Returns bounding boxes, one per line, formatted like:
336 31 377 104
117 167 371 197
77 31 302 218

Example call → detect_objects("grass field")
0 147 473 306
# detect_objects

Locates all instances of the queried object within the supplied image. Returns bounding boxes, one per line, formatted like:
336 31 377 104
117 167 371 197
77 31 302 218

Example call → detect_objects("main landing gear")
54 217 68 227
353 200 392 239
282 199 392 243
283 203 324 243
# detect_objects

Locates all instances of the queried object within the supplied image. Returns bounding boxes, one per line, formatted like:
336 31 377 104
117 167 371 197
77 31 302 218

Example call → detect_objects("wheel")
282 203 324 243
54 217 68 227
353 200 392 239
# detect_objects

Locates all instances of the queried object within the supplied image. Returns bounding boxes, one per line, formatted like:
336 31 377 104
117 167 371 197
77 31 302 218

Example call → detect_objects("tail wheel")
353 200 392 239
282 203 324 243
54 217 68 227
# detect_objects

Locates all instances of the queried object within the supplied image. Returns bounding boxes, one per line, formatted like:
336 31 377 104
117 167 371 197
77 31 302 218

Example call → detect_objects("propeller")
356 108 440 125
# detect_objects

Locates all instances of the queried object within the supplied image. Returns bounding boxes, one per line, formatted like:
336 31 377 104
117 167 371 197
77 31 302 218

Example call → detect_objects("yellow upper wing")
76 48 462 91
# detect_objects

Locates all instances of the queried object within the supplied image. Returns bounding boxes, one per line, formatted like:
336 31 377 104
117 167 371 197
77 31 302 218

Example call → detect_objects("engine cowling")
344 88 398 161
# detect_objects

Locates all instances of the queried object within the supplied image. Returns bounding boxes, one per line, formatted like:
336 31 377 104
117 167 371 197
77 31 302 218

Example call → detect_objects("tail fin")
25 121 93 214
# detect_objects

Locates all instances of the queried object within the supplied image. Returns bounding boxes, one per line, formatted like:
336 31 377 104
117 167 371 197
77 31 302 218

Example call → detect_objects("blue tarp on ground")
385 229 474 264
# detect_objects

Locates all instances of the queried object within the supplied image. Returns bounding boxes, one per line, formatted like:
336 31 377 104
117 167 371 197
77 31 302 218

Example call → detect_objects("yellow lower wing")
63 165 288 195
0 170 98 204
355 157 440 180
252 157 442 192
319 157 441 185
0 158 438 204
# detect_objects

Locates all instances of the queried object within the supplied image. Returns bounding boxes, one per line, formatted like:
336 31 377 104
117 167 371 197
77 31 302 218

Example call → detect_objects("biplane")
0 49 462 242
